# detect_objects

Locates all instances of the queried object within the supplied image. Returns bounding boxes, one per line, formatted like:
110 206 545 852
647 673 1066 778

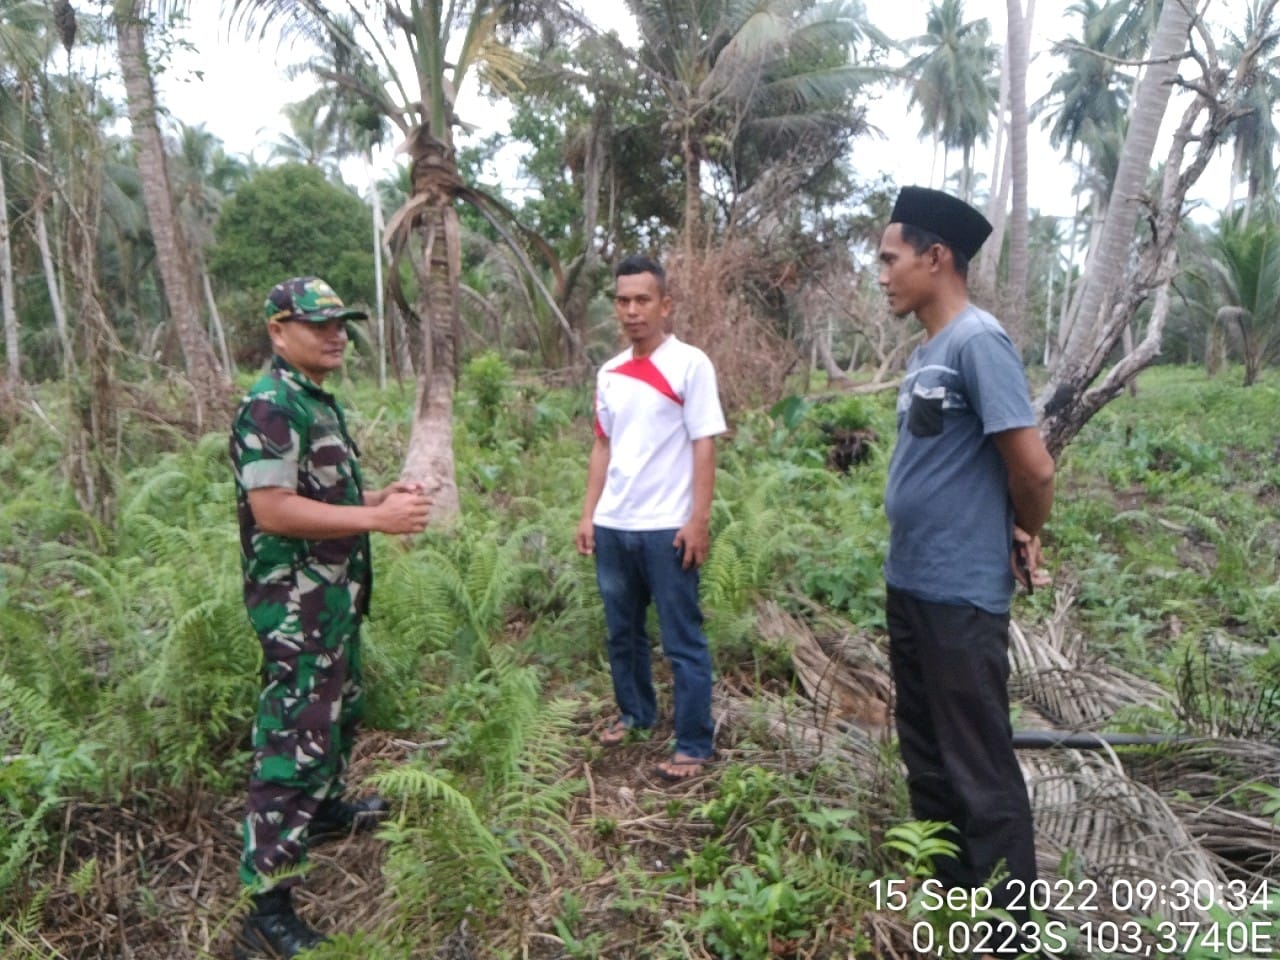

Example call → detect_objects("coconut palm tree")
113 0 229 428
1002 0 1032 345
1202 206 1280 386
903 0 997 202
1033 0 1133 353
230 0 581 524
282 23 398 386
628 0 888 252
1032 0 1280 455
269 97 345 178
1222 1 1280 215
1037 0 1131 164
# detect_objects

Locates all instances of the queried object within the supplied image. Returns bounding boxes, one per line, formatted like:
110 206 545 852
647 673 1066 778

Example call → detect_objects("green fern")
66 857 97 897
368 758 514 925
0 883 52 957
0 674 80 757
0 796 61 903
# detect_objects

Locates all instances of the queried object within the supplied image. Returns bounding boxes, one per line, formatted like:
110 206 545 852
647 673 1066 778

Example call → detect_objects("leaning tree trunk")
201 269 232 375
1003 0 1032 351
0 152 20 394
364 151 389 390
30 139 75 377
117 5 227 429
1035 0 1196 455
33 179 75 377
399 139 462 525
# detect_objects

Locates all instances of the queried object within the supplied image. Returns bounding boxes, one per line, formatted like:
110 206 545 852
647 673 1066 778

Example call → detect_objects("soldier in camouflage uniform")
230 276 431 958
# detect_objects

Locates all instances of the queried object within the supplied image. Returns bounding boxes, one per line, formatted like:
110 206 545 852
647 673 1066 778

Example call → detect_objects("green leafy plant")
693 820 820 959
880 820 961 879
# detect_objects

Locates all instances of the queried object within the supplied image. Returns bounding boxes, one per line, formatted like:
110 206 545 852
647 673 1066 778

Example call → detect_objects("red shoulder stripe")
606 357 683 406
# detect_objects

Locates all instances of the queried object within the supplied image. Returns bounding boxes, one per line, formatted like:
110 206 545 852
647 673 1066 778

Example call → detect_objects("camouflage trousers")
239 626 366 889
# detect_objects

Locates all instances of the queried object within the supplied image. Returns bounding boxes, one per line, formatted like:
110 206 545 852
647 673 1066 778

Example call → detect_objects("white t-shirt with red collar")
592 335 727 531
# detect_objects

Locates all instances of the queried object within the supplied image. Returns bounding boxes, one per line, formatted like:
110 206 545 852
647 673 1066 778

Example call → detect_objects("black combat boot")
234 888 327 959
309 793 390 844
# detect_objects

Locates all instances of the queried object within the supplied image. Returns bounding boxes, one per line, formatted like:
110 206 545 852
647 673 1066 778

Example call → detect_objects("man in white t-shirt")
575 255 727 781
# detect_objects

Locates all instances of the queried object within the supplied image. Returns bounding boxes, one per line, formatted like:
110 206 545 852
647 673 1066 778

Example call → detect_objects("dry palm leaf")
765 589 1271 926
757 601 891 730
1008 585 1171 728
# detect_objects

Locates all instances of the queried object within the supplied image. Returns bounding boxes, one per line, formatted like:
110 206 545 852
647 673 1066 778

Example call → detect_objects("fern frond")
0 882 51 954
0 796 60 899
366 762 503 862
0 676 77 755
66 857 97 897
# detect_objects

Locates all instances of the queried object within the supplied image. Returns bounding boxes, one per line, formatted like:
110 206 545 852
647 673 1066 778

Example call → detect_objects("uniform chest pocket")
907 388 945 437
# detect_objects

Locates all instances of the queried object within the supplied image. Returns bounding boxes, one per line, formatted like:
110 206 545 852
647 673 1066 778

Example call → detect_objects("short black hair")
900 223 971 277
614 254 666 295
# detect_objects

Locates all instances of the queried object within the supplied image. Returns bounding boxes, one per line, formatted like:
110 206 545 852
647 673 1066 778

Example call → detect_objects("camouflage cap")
264 276 369 324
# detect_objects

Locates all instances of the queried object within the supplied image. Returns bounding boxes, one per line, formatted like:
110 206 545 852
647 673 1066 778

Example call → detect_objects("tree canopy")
207 162 375 358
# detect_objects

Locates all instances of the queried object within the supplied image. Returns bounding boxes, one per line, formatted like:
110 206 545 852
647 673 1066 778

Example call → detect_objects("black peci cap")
889 186 993 260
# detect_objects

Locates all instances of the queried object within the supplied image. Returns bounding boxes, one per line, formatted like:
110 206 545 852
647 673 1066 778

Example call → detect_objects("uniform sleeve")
682 351 728 440
958 329 1037 436
232 396 301 491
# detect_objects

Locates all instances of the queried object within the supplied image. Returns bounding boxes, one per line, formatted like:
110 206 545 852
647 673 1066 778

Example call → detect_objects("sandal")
599 719 631 746
654 755 712 782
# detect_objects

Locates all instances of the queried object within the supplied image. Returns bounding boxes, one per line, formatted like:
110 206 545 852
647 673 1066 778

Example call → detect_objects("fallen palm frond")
757 601 891 731
771 587 1280 927
1022 749 1228 922
1170 797 1280 879
1008 583 1172 728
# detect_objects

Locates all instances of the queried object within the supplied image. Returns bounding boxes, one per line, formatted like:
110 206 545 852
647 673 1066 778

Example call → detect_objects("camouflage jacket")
230 356 372 645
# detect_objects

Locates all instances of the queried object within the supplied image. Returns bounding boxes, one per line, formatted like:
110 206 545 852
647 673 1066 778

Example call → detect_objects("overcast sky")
155 2 1232 224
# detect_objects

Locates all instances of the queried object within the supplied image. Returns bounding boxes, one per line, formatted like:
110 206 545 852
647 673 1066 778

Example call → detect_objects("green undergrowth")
1 362 1278 957
1048 368 1280 735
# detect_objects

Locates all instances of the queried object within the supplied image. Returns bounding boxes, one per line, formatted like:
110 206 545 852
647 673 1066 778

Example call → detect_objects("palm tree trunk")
1037 0 1196 454
977 39 1010 294
0 153 20 393
1003 0 1031 350
1042 256 1055 366
116 5 227 428
682 130 703 256
400 144 462 523
559 106 608 376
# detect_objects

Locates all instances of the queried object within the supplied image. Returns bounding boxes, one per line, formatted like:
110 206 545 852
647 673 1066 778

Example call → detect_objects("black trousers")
886 588 1036 914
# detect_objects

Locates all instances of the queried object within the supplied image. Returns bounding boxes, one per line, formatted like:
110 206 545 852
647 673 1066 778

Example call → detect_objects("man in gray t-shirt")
878 186 1055 952
884 304 1038 613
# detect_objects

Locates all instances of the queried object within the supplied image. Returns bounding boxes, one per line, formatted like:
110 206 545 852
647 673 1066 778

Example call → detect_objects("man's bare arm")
248 486 430 539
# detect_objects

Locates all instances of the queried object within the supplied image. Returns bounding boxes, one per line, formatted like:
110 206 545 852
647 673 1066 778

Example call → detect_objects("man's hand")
366 479 424 508
1011 525 1050 592
575 516 595 556
373 486 431 535
673 519 711 570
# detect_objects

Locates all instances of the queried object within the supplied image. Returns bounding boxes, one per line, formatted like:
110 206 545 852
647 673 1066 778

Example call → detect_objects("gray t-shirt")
883 304 1037 614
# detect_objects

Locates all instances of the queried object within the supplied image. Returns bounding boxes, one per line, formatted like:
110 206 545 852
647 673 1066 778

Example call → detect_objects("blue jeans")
593 525 714 759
